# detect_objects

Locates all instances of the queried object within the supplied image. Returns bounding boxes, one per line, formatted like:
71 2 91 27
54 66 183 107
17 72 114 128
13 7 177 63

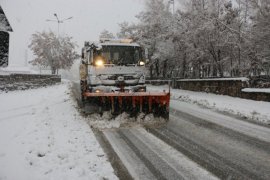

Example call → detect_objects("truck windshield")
101 46 142 65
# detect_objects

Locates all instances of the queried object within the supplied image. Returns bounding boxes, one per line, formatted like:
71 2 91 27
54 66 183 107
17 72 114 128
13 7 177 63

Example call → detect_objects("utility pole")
46 13 73 36
169 0 175 14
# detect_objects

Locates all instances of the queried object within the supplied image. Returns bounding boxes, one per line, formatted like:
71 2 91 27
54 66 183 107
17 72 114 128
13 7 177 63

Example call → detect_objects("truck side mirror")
81 49 85 59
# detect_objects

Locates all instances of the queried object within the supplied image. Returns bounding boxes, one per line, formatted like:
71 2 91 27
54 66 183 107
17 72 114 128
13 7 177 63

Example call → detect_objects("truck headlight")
138 87 146 92
95 59 104 66
139 61 145 66
94 89 103 93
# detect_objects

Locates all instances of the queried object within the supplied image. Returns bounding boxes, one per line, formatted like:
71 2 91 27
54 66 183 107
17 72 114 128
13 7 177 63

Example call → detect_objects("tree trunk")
217 49 223 77
155 59 160 78
212 64 217 77
181 53 187 78
51 67 56 75
163 59 168 78
150 65 153 79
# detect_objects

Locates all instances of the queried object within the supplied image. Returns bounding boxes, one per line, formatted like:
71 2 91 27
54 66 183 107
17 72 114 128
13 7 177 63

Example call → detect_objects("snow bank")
0 83 117 180
242 88 270 93
148 85 270 124
177 77 249 82
0 66 37 74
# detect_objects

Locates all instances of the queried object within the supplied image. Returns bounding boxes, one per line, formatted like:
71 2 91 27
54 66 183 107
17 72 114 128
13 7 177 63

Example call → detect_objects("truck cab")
81 39 147 93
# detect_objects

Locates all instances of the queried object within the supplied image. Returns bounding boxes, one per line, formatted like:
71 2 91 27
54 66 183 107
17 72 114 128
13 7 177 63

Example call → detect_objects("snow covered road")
3 83 269 179
150 109 270 179
103 128 218 180
102 105 270 179
99 85 270 180
0 83 117 180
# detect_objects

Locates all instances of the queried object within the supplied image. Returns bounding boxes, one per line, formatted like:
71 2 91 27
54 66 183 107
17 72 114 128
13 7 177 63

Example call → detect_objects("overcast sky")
1 0 145 66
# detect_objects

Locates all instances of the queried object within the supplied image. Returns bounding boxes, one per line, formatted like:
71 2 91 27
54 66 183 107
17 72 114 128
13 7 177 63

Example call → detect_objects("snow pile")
0 83 117 180
148 85 270 124
177 77 249 82
0 66 37 74
0 69 10 75
242 88 270 93
86 112 166 129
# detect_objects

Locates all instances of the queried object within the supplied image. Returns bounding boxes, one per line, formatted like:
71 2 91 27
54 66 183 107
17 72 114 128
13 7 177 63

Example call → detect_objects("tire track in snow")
103 128 218 180
146 111 270 180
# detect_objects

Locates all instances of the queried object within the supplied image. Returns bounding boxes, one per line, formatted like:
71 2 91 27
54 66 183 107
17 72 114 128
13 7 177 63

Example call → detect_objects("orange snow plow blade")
82 92 170 119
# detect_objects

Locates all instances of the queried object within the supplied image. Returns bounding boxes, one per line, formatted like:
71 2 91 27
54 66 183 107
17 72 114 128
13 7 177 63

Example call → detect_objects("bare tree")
117 0 270 78
29 31 79 74
249 0 270 75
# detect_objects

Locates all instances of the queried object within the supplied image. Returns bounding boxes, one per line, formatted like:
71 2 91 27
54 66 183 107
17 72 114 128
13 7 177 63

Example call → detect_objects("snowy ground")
147 85 270 125
0 82 117 180
242 88 270 93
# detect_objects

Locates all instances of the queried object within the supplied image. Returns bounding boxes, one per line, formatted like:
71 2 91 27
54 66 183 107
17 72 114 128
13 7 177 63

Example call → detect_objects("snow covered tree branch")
116 0 270 78
29 31 79 74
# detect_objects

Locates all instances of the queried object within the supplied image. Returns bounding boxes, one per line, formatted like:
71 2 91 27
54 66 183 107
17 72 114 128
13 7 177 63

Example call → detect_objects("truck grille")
108 75 117 80
124 76 135 80
107 75 136 80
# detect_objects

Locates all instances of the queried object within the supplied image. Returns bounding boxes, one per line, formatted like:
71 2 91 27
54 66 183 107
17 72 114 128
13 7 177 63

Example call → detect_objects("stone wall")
174 78 249 97
0 74 61 91
146 78 270 102
145 79 172 86
241 92 270 101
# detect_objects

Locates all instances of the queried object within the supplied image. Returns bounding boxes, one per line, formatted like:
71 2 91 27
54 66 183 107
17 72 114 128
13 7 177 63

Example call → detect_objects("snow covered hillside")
148 85 270 125
0 82 117 180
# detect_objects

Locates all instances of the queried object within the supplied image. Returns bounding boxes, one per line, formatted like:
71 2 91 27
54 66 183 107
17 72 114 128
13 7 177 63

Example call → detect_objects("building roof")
0 5 13 32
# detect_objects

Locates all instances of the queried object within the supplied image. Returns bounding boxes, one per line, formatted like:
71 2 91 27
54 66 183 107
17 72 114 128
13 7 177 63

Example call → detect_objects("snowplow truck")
79 38 170 118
